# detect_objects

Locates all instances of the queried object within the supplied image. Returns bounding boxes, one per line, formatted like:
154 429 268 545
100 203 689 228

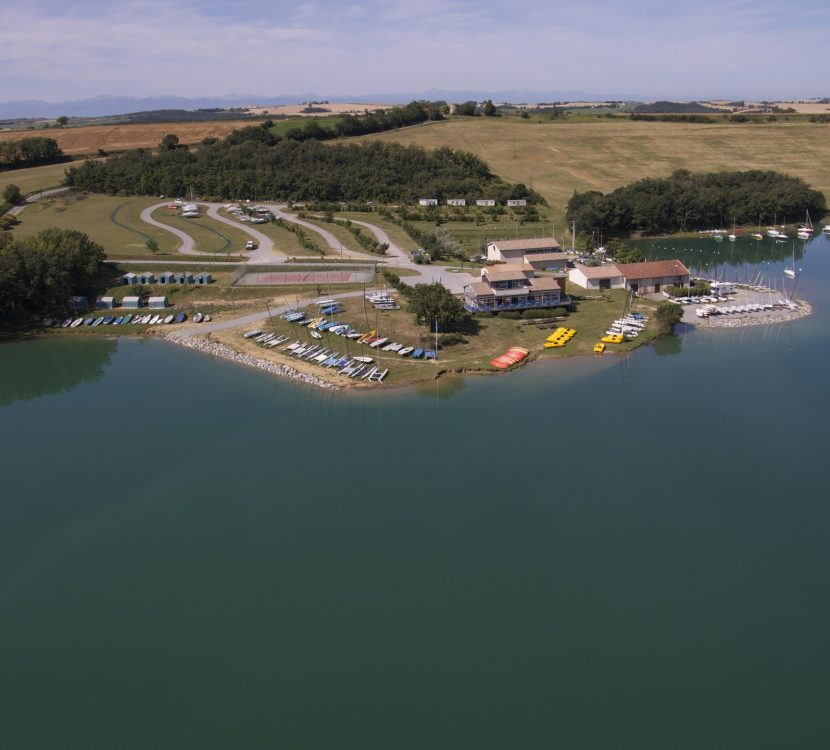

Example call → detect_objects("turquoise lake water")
1 231 829 749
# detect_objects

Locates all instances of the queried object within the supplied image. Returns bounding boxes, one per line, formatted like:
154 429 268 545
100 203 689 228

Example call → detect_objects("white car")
245 240 258 250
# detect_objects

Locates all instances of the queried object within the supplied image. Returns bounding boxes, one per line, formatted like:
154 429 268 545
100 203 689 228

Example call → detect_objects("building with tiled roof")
463 263 568 313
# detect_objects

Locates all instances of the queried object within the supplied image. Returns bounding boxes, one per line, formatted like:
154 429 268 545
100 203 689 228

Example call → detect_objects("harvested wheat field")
364 117 830 223
0 121 252 156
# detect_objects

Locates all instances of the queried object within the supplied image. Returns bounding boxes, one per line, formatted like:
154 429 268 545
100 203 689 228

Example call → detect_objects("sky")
0 0 827 102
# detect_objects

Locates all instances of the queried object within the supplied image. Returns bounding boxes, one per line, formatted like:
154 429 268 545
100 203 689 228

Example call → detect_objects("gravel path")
7 186 71 217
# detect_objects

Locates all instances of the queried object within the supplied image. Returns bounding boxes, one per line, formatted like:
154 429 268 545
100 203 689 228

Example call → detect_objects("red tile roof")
616 260 690 280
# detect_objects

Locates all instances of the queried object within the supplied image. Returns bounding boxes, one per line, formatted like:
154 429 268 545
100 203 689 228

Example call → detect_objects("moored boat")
193 313 203 323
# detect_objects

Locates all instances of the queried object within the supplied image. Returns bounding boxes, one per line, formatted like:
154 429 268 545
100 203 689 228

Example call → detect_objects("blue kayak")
174 312 186 324
412 348 424 359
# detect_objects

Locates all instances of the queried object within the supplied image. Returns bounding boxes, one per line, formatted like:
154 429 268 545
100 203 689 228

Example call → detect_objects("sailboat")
751 215 763 241
783 242 797 279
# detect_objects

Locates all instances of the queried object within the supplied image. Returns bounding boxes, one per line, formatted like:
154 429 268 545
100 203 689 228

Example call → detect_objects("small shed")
157 271 175 284
507 199 527 207
447 198 466 207
121 272 138 285
176 271 194 285
476 199 496 207
96 296 117 309
138 271 155 285
195 271 213 285
418 198 438 207
148 296 168 309
122 296 142 309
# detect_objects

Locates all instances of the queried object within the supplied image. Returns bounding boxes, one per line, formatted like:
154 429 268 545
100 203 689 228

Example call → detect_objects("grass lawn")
151 206 250 255
336 212 421 253
230 286 659 387
288 214 365 256
410 218 561 256
363 118 830 227
12 192 180 255
0 162 75 196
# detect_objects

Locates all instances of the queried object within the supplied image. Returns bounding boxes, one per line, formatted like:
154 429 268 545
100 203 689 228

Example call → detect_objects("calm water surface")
1 233 829 749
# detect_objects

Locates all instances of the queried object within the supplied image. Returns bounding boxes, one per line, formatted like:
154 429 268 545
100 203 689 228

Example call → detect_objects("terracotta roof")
486 271 531 282
528 277 562 291
571 264 622 279
616 260 690 280
465 282 493 297
525 251 570 262
489 237 561 252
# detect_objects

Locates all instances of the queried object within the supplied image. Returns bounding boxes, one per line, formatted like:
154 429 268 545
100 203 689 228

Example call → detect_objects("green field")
12 193 179 256
364 118 830 227
336 212 421 253
268 116 344 138
151 206 250 255
0 162 74 196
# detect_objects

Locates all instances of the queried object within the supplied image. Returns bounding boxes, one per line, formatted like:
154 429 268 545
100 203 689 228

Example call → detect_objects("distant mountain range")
0 90 653 120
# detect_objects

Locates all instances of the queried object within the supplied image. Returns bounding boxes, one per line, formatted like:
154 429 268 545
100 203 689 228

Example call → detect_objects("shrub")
438 332 467 347
498 311 521 319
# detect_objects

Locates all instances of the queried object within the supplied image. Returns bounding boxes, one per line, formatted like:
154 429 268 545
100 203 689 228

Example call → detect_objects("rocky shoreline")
165 333 341 391
695 300 812 329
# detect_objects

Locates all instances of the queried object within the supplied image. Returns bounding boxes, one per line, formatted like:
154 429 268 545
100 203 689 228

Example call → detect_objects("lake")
1 231 829 749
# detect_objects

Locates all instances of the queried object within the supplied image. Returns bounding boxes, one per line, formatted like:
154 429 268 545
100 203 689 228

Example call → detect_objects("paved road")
204 204 284 263
139 203 203 255
177 289 369 337
7 186 71 217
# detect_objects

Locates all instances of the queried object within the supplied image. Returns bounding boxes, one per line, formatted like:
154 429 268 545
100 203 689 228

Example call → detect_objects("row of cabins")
97 295 170 309
568 260 691 294
121 271 212 285
419 198 528 207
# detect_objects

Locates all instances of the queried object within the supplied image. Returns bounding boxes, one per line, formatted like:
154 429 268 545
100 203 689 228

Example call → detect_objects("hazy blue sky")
1 0 827 101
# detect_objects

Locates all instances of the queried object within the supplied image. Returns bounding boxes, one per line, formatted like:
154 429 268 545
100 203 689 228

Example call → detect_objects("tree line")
0 136 66 171
566 170 827 236
0 229 105 323
64 131 537 205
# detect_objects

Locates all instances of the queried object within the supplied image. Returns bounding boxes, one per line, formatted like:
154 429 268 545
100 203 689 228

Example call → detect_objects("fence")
230 263 376 287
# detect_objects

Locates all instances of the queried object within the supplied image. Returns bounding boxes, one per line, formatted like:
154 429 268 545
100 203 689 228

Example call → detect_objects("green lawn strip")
11 193 171 255
336 212 421 253
288 214 366 256
0 162 74 196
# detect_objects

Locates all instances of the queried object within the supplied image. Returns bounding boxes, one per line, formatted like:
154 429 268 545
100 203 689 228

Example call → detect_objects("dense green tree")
407 282 468 331
654 301 684 335
158 133 180 151
56 116 69 128
455 101 478 117
482 100 497 117
65 136 543 206
0 229 104 322
2 183 23 205
566 170 827 236
0 137 65 170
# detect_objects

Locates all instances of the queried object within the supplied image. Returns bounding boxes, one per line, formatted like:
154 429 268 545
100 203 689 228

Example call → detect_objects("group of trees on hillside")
0 229 104 323
0 137 66 171
65 131 540 205
566 170 827 236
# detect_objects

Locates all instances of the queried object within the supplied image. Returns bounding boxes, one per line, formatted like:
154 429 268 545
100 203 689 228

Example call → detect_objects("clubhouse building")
463 263 568 313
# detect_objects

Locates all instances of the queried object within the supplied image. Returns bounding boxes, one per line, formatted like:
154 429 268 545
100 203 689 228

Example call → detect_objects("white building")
506 199 527 207
616 260 691 294
486 237 563 264
447 198 466 207
476 199 496 207
418 198 438 207
568 264 625 291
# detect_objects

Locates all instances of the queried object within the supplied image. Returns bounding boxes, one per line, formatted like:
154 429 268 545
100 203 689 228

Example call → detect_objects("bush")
497 311 521 319
654 300 684 335
438 332 467 347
